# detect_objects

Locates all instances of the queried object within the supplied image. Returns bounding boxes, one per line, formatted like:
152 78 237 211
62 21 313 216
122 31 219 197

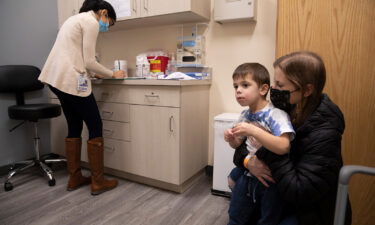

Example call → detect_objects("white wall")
0 0 58 167
97 0 277 165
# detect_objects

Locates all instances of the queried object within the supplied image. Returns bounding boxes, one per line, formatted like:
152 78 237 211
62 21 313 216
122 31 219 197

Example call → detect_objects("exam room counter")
50 79 211 193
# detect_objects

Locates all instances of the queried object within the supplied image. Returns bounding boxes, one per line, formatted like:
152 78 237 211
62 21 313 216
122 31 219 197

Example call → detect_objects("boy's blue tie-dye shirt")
236 102 295 156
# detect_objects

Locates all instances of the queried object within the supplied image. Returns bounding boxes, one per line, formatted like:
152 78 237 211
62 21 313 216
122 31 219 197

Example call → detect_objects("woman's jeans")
279 215 298 225
227 167 285 225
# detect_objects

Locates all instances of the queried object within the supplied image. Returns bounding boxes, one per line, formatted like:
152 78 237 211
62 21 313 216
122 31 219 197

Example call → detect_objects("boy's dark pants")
228 167 284 225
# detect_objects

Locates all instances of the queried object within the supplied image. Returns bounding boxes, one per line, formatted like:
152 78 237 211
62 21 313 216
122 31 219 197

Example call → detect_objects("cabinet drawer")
93 84 129 103
81 138 132 171
98 102 130 122
103 139 131 171
128 86 180 107
103 120 130 141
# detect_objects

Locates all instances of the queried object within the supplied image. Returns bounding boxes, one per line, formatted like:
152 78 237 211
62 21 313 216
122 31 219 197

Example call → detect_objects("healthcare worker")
39 0 126 195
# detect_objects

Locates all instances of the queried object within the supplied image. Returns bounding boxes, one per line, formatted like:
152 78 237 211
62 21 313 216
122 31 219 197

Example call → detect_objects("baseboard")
80 161 205 193
211 188 231 198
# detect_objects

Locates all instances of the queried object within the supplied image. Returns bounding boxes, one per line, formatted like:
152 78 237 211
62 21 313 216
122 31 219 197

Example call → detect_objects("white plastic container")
135 54 150 78
142 59 150 78
212 113 240 196
114 60 127 72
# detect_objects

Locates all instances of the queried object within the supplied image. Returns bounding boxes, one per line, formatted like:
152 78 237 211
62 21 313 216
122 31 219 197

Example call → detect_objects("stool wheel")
4 182 13 191
48 178 56 186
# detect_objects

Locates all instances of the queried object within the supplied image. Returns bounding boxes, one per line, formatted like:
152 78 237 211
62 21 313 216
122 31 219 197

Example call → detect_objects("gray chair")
0 65 65 191
334 165 375 225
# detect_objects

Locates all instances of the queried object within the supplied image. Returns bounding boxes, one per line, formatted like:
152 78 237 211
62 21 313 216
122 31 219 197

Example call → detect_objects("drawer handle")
145 94 159 98
103 129 114 136
104 146 115 153
102 111 114 116
169 116 174 132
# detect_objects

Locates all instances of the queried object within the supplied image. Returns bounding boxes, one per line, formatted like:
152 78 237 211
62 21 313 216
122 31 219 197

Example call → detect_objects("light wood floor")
0 167 230 225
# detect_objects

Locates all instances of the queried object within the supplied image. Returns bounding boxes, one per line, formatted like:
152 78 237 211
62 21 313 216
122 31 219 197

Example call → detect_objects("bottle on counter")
166 53 177 75
136 55 143 77
136 54 150 78
142 58 150 78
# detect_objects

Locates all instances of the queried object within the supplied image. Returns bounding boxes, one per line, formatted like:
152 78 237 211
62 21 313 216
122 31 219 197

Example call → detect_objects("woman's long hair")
79 0 116 24
274 51 326 127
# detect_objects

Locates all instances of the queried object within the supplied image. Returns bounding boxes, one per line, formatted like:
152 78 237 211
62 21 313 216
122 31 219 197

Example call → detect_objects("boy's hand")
224 128 235 142
232 122 254 137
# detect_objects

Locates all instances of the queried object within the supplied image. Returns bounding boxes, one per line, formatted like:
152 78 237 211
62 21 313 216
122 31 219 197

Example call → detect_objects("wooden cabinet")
113 0 207 19
130 105 180 184
137 0 188 17
115 0 210 29
58 0 210 30
50 80 210 192
57 0 85 27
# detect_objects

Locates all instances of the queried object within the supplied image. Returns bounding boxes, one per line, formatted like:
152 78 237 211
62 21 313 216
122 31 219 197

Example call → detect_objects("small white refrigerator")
212 113 240 197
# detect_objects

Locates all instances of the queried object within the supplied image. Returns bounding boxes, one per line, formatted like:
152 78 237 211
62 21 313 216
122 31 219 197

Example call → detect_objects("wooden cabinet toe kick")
81 162 205 193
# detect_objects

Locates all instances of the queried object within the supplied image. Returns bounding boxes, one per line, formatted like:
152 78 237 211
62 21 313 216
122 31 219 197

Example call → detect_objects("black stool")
0 65 65 191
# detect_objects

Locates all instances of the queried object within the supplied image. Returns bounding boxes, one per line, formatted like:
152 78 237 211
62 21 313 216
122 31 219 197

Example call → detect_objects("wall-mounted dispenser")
214 0 257 23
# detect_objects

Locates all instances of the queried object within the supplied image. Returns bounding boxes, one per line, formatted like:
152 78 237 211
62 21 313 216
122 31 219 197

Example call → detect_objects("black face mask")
270 88 296 113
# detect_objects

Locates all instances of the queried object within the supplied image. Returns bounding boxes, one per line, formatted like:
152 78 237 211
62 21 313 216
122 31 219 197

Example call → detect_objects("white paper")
163 72 196 80
106 0 131 18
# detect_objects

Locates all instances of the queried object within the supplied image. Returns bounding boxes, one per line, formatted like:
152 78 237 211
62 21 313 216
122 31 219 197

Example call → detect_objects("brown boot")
87 137 118 195
65 138 91 191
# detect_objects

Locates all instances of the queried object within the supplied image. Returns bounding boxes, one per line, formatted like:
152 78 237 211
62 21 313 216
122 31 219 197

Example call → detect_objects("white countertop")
92 78 211 86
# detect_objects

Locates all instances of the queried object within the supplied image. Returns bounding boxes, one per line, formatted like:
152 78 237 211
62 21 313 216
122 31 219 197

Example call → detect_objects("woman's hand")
112 70 127 79
246 156 275 187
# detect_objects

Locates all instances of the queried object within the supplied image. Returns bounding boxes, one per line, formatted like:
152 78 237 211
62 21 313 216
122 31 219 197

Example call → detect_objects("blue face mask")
99 19 109 32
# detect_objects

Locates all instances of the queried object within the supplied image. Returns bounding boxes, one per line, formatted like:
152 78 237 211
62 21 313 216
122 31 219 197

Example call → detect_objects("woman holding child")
227 51 351 225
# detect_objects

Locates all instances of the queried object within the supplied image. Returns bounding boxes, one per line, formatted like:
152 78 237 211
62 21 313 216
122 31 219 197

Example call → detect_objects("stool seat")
8 103 61 122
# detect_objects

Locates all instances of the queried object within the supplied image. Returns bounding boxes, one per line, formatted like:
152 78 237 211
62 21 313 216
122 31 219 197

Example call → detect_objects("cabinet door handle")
104 146 115 153
133 0 137 13
145 94 159 98
169 116 174 132
144 0 148 11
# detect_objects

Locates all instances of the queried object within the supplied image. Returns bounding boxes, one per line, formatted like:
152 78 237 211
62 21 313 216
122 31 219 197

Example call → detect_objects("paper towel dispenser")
214 0 257 23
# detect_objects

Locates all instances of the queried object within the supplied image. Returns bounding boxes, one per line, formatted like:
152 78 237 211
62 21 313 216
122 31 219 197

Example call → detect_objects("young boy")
224 63 295 225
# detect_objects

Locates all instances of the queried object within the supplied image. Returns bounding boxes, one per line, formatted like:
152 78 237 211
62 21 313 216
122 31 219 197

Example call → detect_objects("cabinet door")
130 105 180 184
141 0 188 17
106 0 138 19
130 0 141 18
57 0 84 27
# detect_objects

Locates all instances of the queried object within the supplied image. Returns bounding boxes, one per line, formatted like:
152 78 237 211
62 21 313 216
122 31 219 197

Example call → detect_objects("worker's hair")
79 0 117 26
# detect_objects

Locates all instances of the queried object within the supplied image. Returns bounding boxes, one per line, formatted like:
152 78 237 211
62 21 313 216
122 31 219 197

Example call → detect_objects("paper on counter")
162 72 197 80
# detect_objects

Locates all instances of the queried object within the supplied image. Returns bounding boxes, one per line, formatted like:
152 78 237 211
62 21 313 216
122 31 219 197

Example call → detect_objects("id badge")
77 73 88 92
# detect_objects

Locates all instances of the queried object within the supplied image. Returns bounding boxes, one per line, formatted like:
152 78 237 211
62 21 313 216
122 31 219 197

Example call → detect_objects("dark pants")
228 167 285 225
49 85 102 139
